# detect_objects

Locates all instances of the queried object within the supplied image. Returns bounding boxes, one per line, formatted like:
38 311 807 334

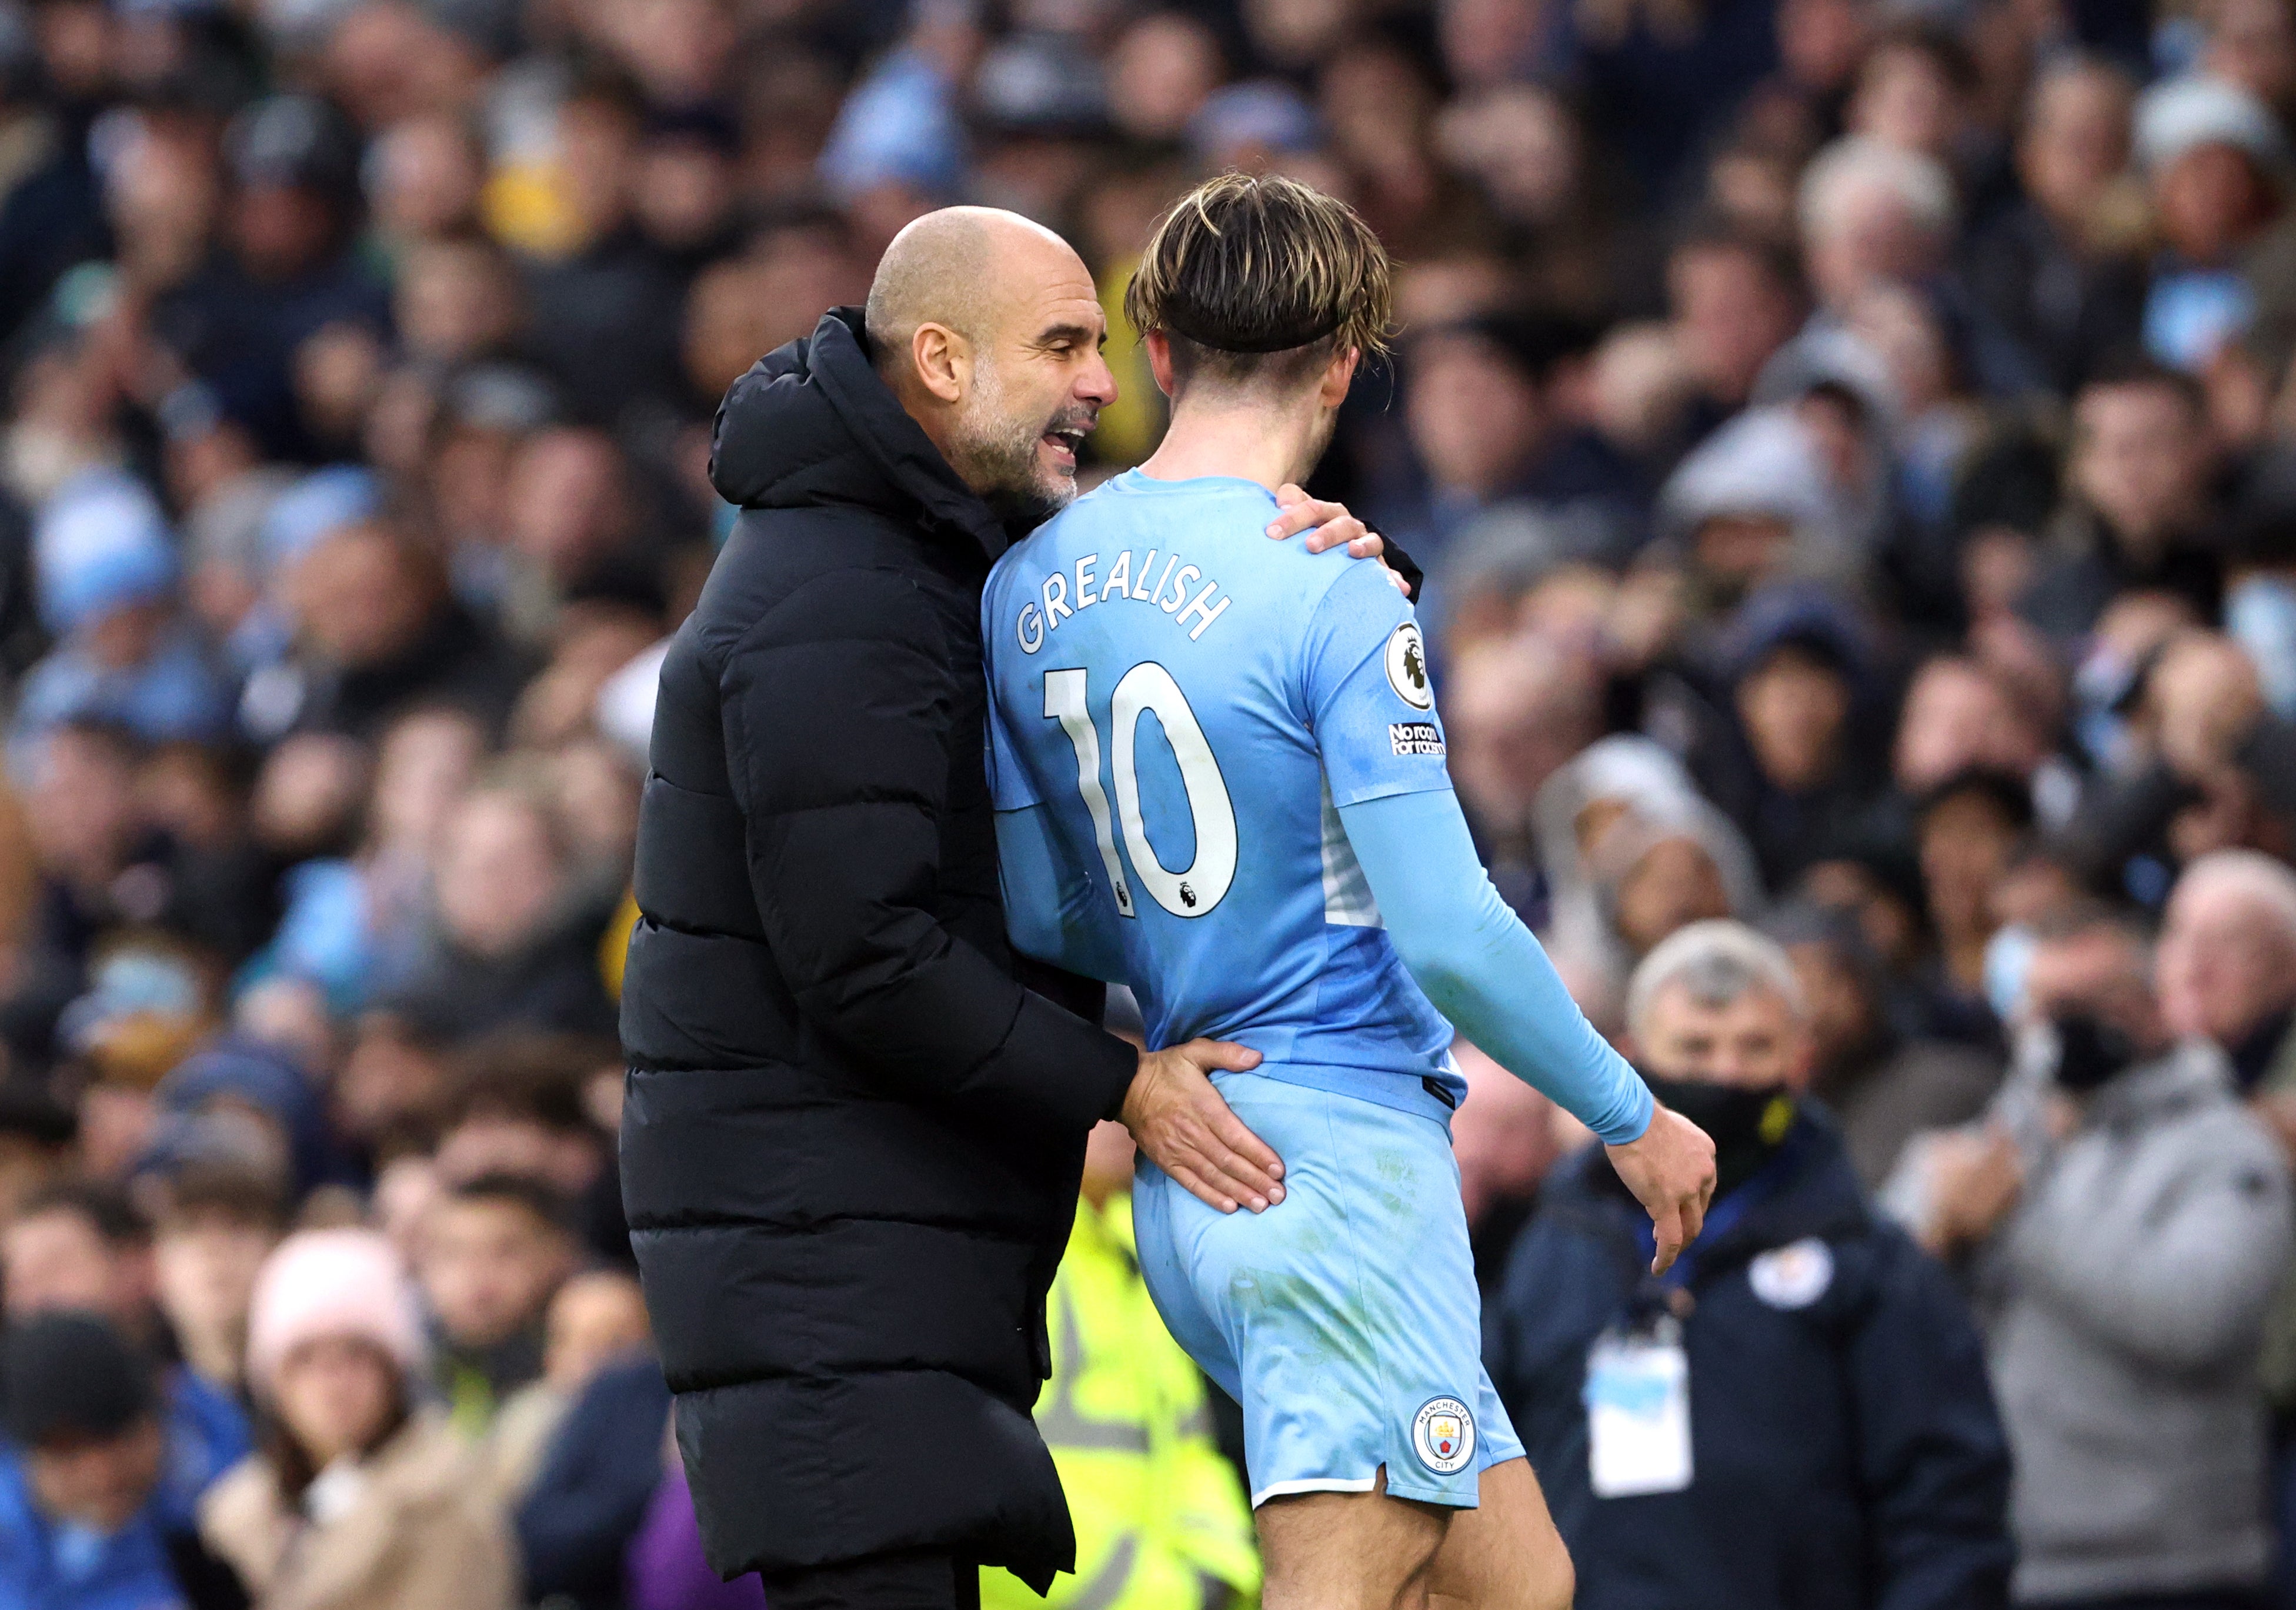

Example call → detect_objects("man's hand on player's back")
1606 1105 1718 1274
1123 1041 1287 1214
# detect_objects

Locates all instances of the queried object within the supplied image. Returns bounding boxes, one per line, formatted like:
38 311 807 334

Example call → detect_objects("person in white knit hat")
198 1228 516 1610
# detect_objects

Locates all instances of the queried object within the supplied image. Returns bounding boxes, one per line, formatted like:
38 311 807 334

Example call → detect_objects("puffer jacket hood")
709 306 1010 564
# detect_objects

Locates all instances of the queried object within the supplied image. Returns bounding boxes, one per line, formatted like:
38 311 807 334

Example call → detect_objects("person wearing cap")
198 1228 515 1610
0 1310 248 1610
1654 405 1858 609
11 467 231 757
2133 74 2288 375
1690 580 1888 893
151 93 390 464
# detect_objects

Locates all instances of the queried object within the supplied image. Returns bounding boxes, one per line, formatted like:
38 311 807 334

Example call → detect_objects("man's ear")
1143 329 1177 398
1320 346 1363 408
911 322 970 405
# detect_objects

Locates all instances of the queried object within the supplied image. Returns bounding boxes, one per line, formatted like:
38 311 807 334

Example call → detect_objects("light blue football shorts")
1132 1068 1526 1509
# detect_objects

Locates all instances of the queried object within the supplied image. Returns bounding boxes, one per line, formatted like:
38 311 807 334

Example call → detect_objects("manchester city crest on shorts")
1412 1395 1476 1475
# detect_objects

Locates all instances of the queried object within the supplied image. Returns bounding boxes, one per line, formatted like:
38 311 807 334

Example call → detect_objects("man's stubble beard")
948 355 1081 533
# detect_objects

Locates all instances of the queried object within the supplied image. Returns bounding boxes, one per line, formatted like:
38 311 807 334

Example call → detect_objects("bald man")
620 209 1396 1610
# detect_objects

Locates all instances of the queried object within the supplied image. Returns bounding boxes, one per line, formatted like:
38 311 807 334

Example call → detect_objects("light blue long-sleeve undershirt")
996 786 1653 1146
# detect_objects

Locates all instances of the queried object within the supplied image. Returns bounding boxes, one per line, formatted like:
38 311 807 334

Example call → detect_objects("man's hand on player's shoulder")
1605 1104 1718 1275
1266 485 1411 595
1123 1038 1287 1214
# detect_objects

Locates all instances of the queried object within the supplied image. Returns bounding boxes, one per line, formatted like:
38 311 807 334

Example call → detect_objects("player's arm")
1337 790 1651 1141
995 803 1129 984
1302 562 1714 1269
1340 789 1713 1269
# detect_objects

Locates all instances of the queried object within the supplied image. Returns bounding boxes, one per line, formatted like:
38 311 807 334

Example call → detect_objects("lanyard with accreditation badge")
1582 1164 1780 1499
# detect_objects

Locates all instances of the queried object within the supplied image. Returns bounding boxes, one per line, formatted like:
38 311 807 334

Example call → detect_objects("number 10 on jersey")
1043 664 1237 920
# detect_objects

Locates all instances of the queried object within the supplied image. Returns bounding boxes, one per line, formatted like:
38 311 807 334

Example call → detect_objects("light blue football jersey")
983 469 1466 1110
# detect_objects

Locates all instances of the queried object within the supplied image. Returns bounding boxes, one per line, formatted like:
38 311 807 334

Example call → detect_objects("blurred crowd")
0 0 2292 1605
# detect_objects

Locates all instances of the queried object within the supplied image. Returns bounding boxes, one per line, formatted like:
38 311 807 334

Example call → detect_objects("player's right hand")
1605 1104 1718 1275
1122 1039 1286 1214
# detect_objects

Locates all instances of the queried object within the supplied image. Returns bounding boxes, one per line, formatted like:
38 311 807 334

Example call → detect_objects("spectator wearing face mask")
2133 75 2288 378
1489 920 2012 1610
0 1311 249 1610
2225 465 2296 723
1919 906 2292 1609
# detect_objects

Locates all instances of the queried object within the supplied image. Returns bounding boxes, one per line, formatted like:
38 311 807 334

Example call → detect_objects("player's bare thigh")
1415 1456 1574 1610
1256 1465 1448 1610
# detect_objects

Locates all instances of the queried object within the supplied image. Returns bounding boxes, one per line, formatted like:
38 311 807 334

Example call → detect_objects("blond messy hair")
1124 172 1393 391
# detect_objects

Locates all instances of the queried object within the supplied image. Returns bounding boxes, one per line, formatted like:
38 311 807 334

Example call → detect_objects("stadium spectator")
1667 226 1810 441
1967 56 2148 398
509 1273 669 1610
386 783 618 1040
1914 767 2034 1046
0 1311 248 1610
1443 633 1606 920
1695 580 1885 891
1765 900 2004 1188
435 1031 627 1263
201 1227 515 1610
2022 362 2228 640
1 1181 251 1510
0 1082 75 1225
1921 907 2292 1608
149 1163 288 1402
412 1171 574 1438
2161 851 2296 1600
15 469 230 751
1490 920 2013 1610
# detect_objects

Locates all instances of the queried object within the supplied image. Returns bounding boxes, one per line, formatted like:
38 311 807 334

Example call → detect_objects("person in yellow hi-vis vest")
983 1120 1262 1610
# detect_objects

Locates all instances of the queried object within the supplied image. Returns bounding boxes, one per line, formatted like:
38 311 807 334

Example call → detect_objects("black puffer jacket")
619 308 1136 1589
